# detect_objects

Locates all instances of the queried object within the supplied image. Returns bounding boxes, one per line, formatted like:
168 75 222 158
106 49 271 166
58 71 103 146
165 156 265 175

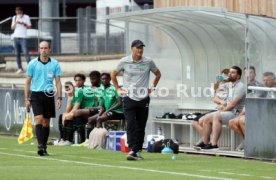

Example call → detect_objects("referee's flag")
18 113 33 144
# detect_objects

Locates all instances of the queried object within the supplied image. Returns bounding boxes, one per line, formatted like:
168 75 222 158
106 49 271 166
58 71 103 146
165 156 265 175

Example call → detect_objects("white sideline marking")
200 169 235 172
219 172 252 176
218 171 274 179
0 151 236 180
260 176 273 179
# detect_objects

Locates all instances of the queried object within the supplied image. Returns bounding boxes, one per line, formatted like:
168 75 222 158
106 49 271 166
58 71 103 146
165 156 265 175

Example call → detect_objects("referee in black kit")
25 41 62 156
111 40 161 160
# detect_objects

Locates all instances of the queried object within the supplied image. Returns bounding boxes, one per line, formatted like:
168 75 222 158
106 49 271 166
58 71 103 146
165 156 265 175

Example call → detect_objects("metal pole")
39 0 60 53
77 8 83 54
245 14 249 92
62 0 67 17
124 6 129 54
86 7 92 54
105 7 110 54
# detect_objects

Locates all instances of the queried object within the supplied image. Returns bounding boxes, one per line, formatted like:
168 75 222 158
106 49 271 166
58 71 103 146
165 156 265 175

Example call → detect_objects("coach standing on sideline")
25 41 62 156
111 40 161 160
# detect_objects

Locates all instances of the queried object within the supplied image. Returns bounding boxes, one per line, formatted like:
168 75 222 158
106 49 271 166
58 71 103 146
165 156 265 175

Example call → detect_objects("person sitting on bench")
90 73 124 128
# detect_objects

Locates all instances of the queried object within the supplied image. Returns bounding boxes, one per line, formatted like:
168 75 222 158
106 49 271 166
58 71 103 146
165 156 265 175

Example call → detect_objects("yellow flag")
18 113 33 144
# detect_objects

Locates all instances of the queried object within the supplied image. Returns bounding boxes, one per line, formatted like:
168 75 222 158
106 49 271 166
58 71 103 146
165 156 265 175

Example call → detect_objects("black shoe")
193 141 205 150
201 144 219 150
136 151 144 160
126 151 143 161
43 149 49 156
37 146 45 156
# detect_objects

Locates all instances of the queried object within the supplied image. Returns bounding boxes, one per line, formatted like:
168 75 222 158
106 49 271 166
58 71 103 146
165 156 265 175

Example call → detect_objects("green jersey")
72 86 83 107
99 84 123 113
71 95 77 107
66 95 77 111
74 85 96 109
74 86 84 108
83 85 104 108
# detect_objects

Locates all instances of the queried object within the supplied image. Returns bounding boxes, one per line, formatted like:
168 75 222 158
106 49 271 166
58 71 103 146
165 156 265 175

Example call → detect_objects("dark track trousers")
123 96 150 153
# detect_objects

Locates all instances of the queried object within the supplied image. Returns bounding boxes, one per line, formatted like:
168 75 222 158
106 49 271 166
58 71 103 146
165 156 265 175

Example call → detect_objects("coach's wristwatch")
57 97 62 100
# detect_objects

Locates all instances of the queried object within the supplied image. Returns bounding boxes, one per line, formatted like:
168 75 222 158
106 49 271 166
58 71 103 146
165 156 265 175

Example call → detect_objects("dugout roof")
108 7 276 107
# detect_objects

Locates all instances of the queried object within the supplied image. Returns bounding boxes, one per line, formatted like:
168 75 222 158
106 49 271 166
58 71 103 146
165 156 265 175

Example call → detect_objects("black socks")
42 126 50 147
58 114 63 139
35 124 43 146
64 120 74 142
75 116 86 143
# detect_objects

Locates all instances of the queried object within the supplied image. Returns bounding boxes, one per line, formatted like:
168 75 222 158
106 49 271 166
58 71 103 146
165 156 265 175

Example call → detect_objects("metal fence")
0 5 153 55
0 15 125 55
0 17 80 54
77 7 126 54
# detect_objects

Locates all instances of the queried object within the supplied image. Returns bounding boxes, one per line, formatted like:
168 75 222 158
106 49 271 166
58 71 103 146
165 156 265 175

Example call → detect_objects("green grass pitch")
0 135 275 180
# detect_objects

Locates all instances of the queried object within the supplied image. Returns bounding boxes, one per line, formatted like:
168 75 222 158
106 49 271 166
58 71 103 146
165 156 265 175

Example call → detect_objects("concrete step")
0 54 124 86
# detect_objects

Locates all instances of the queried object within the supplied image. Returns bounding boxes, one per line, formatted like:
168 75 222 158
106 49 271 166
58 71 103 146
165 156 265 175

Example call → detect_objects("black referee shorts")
30 92 56 118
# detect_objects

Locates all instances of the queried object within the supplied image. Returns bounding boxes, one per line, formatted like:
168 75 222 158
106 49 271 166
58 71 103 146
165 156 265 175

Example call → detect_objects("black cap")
131 40 145 48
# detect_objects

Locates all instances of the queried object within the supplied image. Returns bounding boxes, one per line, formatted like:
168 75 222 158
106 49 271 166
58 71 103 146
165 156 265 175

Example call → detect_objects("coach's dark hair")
101 72 111 79
74 73 86 81
89 71 101 79
231 66 242 79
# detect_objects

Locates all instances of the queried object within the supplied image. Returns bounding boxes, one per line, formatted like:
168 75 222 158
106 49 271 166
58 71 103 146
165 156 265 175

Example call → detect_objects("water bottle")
147 138 155 152
216 75 228 81
172 155 177 160
74 131 78 144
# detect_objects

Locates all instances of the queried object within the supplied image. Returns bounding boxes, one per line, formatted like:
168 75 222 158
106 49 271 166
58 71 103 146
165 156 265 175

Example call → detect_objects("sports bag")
147 139 179 154
88 127 108 149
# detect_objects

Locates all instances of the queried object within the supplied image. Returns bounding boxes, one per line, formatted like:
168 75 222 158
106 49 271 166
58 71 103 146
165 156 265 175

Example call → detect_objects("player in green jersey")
72 71 102 143
89 73 124 128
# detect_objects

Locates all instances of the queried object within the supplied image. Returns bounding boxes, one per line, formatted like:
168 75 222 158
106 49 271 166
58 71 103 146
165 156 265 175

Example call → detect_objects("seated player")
71 71 102 144
95 73 124 128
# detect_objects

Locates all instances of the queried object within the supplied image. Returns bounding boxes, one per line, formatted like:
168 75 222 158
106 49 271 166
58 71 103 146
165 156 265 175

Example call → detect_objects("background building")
154 0 276 18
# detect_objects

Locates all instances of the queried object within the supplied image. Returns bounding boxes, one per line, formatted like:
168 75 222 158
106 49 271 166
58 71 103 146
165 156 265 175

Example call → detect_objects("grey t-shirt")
116 55 158 101
228 80 246 113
